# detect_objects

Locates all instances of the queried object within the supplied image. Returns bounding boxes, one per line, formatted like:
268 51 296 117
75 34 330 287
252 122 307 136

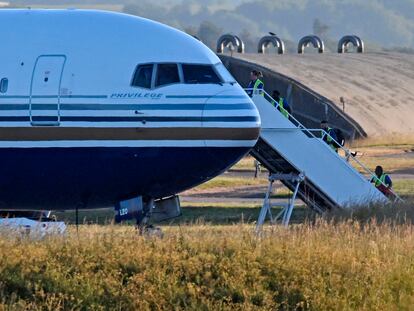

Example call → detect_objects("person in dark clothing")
371 165 393 197
246 70 264 97
271 90 291 119
320 120 338 152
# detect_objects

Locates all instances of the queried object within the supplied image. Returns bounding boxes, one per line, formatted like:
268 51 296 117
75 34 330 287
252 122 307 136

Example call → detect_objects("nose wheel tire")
138 224 163 238
135 199 163 237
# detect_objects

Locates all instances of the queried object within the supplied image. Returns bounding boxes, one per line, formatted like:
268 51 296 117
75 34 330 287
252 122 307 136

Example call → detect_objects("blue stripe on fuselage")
166 95 247 99
0 103 255 111
0 95 108 99
0 94 245 100
61 103 254 110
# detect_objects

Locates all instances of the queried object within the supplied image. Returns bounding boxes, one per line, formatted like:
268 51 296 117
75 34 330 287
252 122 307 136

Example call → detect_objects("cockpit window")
155 64 180 87
215 63 236 83
131 64 153 89
182 64 221 84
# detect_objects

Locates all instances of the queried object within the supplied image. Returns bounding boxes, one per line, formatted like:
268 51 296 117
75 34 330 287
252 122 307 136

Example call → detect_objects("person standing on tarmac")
320 120 338 152
271 90 291 119
371 165 393 197
246 70 264 97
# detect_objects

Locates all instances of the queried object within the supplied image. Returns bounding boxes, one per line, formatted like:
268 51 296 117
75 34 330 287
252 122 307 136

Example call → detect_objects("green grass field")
2 214 414 310
2 200 414 310
52 178 414 226
53 202 313 226
193 176 267 190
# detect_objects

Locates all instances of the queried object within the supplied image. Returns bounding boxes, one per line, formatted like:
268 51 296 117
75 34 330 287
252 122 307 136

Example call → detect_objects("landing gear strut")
136 199 162 237
115 195 181 237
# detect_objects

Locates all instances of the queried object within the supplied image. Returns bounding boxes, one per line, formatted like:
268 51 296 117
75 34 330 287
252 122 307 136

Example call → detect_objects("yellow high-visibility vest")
279 98 289 118
271 98 289 118
253 79 264 96
375 173 389 187
326 127 337 151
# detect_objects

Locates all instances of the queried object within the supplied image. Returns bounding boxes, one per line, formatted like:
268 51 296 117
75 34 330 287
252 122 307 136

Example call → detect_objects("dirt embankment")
234 52 414 137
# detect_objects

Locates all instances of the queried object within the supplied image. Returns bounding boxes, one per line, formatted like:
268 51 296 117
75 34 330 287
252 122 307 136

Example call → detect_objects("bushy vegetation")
121 0 414 52
1 218 414 310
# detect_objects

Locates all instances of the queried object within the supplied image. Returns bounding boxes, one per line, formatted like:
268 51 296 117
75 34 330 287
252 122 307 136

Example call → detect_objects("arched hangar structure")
216 34 245 53
257 35 285 54
338 35 364 53
298 35 324 54
234 35 245 53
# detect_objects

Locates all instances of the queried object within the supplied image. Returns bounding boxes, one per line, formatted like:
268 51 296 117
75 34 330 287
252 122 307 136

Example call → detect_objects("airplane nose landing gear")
114 195 181 237
138 224 164 238
136 199 163 238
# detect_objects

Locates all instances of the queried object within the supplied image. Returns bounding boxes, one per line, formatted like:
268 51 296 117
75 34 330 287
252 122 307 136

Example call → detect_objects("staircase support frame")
256 172 305 231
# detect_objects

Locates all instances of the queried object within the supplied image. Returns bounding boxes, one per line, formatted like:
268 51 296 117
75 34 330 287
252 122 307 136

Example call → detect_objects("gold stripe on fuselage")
0 127 260 141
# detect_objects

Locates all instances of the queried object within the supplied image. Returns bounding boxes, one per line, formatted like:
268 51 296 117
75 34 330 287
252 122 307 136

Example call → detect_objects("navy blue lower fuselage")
0 147 249 210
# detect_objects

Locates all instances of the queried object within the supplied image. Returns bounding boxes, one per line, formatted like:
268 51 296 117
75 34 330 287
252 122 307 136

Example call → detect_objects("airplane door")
30 55 66 126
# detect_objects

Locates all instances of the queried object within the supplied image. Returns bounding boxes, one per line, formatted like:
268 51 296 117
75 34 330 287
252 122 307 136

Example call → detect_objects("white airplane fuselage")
0 9 260 210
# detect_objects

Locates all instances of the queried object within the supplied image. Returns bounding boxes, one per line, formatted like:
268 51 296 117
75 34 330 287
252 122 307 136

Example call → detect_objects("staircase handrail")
306 129 402 202
245 88 403 203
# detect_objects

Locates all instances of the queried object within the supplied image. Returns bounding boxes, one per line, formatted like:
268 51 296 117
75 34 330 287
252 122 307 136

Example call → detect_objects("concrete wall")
219 55 367 139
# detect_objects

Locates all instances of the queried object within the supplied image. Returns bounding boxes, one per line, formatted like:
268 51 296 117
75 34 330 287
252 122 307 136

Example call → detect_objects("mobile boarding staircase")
248 90 402 229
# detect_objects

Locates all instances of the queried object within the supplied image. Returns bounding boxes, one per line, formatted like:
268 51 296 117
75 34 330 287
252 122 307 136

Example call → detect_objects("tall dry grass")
1 219 414 310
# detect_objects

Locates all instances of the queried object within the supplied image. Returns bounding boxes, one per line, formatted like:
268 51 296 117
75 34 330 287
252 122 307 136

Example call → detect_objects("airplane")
0 8 260 232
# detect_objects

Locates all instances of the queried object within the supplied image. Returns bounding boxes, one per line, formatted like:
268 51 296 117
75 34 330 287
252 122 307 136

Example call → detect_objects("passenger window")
131 64 153 89
0 78 8 93
155 64 180 87
182 64 221 84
